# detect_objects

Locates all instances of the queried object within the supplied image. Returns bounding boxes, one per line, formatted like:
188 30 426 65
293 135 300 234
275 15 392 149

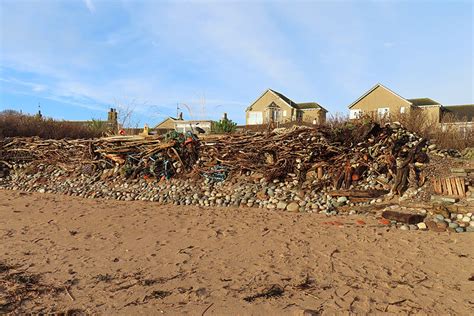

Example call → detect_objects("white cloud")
83 0 95 13
384 42 395 48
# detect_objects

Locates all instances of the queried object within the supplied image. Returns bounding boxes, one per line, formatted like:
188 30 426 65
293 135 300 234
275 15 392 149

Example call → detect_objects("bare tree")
114 98 142 128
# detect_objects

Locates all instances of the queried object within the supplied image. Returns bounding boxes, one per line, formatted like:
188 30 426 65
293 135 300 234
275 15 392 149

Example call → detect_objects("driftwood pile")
1 121 432 195
197 122 430 195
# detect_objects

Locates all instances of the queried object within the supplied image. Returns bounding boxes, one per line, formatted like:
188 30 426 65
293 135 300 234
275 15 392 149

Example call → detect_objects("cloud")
384 42 395 48
83 0 95 13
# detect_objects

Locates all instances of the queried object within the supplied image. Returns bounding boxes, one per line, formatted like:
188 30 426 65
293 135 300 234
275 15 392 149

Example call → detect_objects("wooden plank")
382 211 425 224
455 177 465 197
450 178 459 196
436 179 443 194
446 178 453 196
327 189 389 198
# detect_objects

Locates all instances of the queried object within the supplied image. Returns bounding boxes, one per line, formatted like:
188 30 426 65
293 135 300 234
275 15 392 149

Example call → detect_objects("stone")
462 216 471 223
409 224 418 231
455 227 465 233
448 222 459 229
286 202 299 212
466 226 474 232
425 220 447 232
399 225 409 231
336 196 348 204
266 203 276 210
276 201 288 210
470 221 474 227
38 188 45 193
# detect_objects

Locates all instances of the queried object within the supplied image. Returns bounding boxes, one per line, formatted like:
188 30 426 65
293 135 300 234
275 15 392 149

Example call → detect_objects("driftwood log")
382 210 425 224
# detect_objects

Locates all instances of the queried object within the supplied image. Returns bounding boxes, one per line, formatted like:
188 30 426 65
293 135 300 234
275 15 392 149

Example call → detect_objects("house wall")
155 118 176 130
301 109 326 124
246 91 294 125
350 85 411 118
415 107 441 124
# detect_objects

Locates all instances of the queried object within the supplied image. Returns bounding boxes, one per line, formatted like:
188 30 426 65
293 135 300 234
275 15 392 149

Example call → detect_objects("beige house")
348 83 474 129
246 89 327 125
154 113 212 134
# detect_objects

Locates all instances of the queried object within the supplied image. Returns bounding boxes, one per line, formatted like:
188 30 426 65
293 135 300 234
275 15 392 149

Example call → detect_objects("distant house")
348 83 474 131
154 113 212 134
245 89 327 125
154 113 183 134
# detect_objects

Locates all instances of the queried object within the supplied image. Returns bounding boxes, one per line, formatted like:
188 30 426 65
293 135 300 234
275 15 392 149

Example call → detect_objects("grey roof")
407 98 441 106
269 89 327 112
443 104 474 122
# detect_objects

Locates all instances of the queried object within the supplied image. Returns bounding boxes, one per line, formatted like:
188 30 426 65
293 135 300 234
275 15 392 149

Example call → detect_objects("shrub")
212 118 237 133
0 110 103 139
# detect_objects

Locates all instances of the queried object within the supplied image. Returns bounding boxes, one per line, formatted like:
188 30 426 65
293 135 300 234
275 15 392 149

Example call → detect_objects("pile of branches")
197 121 430 194
93 132 199 179
0 131 200 180
0 137 95 171
198 126 345 181
1 120 431 194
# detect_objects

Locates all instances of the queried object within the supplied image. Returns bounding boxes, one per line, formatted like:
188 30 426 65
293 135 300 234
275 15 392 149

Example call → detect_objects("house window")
377 107 390 118
350 109 362 119
283 110 287 117
248 111 263 125
400 107 406 114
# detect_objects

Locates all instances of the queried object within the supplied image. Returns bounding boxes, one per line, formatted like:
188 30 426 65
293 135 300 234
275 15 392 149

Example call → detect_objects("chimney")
222 112 228 121
178 112 183 120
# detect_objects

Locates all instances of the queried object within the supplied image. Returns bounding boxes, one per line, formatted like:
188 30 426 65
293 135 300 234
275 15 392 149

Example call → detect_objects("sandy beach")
1 189 473 315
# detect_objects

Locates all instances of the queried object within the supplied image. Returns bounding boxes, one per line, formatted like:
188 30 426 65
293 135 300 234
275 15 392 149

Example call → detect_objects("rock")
409 224 418 231
448 222 459 229
336 196 348 204
266 203 276 210
286 202 299 212
466 226 474 232
435 214 445 221
38 188 45 193
276 201 288 210
399 225 409 231
425 220 447 232
455 227 465 233
462 216 470 223
470 221 474 227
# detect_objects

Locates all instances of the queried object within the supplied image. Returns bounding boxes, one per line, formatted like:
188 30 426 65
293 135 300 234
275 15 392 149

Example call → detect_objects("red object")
119 129 126 135
356 219 366 225
379 218 391 225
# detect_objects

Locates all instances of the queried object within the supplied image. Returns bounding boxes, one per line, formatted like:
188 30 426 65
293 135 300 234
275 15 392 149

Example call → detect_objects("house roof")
247 88 327 112
294 102 327 111
407 98 441 106
443 104 474 122
154 116 178 129
348 83 412 109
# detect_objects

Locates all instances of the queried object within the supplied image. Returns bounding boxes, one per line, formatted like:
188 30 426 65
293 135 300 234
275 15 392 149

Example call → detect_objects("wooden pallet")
432 177 466 197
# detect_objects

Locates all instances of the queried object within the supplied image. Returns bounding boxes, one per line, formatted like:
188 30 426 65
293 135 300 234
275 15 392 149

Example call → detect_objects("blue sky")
1 0 473 126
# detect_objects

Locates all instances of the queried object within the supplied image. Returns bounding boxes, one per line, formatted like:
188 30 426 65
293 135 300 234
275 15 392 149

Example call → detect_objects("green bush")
212 118 237 133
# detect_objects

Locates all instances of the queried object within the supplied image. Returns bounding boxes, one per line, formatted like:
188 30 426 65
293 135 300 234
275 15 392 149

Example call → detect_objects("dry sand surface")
1 189 473 315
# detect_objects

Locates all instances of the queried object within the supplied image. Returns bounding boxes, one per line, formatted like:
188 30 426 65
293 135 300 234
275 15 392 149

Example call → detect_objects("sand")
1 189 473 315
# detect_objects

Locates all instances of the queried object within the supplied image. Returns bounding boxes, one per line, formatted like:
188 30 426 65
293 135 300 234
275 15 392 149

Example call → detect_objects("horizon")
1 0 473 126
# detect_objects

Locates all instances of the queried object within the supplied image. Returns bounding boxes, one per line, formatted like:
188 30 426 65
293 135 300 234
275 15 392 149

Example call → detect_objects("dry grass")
0 111 103 139
391 111 474 150
237 111 473 151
